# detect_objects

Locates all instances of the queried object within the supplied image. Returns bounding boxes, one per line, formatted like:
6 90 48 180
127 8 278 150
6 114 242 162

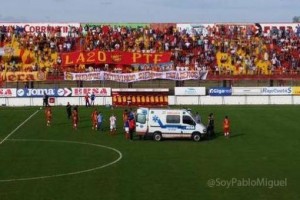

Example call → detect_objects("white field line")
0 139 123 182
0 110 40 145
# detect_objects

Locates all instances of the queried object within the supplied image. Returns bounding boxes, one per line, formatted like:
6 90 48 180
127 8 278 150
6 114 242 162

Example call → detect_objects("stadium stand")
0 23 300 83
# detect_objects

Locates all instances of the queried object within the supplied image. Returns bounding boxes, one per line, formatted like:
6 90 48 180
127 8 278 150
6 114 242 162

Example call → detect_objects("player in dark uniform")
207 113 215 139
66 102 72 119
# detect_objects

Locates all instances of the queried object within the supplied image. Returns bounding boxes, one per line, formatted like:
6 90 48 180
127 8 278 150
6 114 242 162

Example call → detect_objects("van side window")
183 115 195 125
166 115 180 123
136 114 146 124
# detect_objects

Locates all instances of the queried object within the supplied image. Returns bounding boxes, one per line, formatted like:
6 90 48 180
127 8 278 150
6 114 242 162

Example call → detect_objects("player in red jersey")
91 109 98 130
223 116 230 138
72 108 79 130
45 106 52 126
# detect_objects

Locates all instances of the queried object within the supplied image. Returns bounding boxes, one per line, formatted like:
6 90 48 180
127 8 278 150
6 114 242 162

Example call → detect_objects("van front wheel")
153 132 162 141
192 133 201 142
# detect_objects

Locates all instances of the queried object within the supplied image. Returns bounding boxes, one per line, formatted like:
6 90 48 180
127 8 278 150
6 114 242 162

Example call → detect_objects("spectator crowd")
1 23 300 77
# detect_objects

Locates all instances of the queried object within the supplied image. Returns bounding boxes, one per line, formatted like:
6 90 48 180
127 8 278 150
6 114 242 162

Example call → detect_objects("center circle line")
0 139 123 182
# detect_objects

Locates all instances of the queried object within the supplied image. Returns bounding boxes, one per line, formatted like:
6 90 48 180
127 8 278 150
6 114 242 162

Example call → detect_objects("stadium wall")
1 87 300 106
169 96 300 105
0 97 112 107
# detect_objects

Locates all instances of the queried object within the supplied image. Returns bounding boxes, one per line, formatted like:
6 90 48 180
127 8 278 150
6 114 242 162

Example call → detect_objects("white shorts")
110 124 116 130
125 127 129 133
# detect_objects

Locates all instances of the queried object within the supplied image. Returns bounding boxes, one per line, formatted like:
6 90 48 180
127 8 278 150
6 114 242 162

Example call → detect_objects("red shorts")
224 127 229 133
73 118 78 124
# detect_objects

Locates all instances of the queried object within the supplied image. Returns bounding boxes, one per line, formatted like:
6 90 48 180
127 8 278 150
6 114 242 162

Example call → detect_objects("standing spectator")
109 113 117 135
97 112 103 131
24 82 29 89
43 92 49 107
207 113 215 139
66 102 72 119
194 112 201 123
85 93 90 107
90 92 95 106
223 116 230 138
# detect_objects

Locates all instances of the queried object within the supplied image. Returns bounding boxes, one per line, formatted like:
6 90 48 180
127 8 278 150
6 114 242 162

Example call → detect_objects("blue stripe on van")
153 115 188 130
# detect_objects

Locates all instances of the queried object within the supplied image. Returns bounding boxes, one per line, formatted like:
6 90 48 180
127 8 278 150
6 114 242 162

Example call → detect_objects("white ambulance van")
135 107 207 141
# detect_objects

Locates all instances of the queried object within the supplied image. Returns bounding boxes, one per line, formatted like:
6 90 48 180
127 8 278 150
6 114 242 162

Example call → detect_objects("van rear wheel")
192 133 201 142
153 132 162 141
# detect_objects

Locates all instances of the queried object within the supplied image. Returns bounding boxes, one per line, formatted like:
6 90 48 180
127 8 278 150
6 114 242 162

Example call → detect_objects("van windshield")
136 114 146 124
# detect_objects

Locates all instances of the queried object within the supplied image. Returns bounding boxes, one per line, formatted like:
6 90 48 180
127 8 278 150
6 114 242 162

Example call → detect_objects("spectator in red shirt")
85 93 90 107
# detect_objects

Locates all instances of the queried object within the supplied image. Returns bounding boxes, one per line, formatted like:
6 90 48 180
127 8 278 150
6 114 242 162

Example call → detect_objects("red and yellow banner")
1 71 47 82
60 50 171 66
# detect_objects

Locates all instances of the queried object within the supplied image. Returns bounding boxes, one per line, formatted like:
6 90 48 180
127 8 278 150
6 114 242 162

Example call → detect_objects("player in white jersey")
109 114 117 135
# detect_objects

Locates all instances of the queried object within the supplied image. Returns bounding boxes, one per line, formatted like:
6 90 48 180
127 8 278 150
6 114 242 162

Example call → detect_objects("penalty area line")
0 109 40 145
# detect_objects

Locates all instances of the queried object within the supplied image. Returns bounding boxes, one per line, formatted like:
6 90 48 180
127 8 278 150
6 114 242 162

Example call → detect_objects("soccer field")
0 105 299 200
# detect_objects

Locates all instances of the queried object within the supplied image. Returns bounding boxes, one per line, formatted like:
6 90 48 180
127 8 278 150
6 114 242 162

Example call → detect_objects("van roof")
138 107 192 112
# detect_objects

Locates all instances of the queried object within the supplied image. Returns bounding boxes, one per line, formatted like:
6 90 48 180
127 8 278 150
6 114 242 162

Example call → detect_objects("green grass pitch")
0 105 299 200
